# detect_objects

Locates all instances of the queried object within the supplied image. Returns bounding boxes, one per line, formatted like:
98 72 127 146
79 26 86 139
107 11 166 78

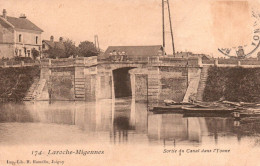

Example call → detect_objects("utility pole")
94 35 100 52
167 0 175 55
162 0 165 55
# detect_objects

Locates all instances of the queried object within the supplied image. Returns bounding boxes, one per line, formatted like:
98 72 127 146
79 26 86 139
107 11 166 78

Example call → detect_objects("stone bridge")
38 55 260 106
38 56 203 106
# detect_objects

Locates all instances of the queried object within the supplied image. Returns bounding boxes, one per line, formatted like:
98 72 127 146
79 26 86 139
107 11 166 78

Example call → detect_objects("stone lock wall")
135 74 148 101
39 58 202 103
85 74 96 101
159 67 188 103
130 66 190 104
50 67 75 100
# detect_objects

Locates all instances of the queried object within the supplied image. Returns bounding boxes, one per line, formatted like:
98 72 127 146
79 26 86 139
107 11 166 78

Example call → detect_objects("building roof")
0 15 43 32
103 45 163 57
43 40 65 50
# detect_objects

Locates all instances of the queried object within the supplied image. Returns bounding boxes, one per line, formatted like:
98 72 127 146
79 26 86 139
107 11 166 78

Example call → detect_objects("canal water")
0 98 259 147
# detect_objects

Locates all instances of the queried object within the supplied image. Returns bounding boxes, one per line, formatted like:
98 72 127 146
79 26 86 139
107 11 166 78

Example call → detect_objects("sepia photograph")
0 0 260 165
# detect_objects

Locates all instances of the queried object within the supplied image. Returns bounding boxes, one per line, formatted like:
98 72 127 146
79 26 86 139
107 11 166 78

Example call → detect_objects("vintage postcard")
0 0 260 165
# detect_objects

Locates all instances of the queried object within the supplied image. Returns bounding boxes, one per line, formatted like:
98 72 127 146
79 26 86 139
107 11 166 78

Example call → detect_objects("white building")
0 9 43 58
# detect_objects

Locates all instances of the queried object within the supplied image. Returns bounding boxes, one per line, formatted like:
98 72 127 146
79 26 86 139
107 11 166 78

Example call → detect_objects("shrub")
203 66 260 102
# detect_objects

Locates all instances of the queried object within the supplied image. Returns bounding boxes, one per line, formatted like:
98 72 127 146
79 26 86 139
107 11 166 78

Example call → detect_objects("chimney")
2 9 7 19
50 36 54 42
19 14 26 19
59 37 63 42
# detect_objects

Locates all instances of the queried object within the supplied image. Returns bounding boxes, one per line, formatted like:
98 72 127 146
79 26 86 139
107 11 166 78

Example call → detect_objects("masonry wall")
0 44 14 58
85 74 96 101
15 30 41 45
0 23 14 58
0 23 14 43
15 29 42 57
159 67 188 102
135 74 148 101
50 67 75 100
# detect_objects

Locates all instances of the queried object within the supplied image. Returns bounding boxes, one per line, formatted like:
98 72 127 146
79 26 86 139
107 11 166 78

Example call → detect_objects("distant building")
101 45 164 61
42 36 65 58
0 9 43 58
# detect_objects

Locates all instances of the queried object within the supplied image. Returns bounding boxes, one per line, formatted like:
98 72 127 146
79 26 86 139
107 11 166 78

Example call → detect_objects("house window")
36 36 38 44
27 50 31 57
19 50 22 56
18 34 22 42
42 44 45 49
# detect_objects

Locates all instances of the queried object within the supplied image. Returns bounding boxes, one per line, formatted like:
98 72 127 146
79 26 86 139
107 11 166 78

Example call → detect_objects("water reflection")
0 99 259 146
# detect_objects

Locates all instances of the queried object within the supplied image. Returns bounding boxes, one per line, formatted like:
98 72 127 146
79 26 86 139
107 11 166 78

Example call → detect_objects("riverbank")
0 66 40 102
203 66 260 102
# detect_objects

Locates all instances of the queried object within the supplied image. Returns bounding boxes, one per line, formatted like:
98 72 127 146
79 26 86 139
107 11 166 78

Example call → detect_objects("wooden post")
198 57 202 67
237 60 241 66
48 59 51 66
214 59 218 66
162 0 165 49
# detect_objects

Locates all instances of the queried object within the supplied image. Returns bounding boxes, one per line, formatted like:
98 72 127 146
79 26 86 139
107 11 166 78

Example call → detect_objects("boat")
183 112 233 118
151 104 191 114
181 105 237 113
232 108 260 118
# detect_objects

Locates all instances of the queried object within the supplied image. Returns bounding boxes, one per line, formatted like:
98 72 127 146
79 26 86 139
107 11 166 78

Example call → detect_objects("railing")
99 55 201 66
51 58 75 66
203 58 260 67
0 60 40 68
84 56 97 66
40 56 98 67
6 56 256 68
99 56 149 63
218 59 238 64
202 59 215 64
240 59 260 65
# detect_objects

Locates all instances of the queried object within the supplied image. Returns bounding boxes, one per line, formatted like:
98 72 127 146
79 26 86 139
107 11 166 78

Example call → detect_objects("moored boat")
181 105 237 113
151 104 191 114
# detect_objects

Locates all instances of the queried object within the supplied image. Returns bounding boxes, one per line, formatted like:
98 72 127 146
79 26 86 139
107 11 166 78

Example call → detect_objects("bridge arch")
112 67 137 98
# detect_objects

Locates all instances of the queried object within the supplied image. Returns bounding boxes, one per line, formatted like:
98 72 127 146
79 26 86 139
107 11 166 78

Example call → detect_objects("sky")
0 0 259 57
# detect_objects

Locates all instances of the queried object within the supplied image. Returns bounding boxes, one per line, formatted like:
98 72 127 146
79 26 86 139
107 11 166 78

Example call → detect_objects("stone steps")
74 77 85 100
148 74 160 105
23 78 40 101
34 79 46 100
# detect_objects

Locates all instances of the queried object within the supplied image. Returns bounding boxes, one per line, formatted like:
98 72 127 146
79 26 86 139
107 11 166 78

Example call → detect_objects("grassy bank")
0 66 40 101
203 66 260 102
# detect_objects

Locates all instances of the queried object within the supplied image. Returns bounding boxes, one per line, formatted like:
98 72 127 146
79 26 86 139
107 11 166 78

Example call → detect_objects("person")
48 88 52 101
188 93 196 104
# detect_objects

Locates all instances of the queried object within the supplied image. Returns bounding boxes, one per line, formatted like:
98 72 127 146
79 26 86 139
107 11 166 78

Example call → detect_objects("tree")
78 41 99 57
44 47 65 59
43 38 77 59
63 39 77 58
32 48 40 59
